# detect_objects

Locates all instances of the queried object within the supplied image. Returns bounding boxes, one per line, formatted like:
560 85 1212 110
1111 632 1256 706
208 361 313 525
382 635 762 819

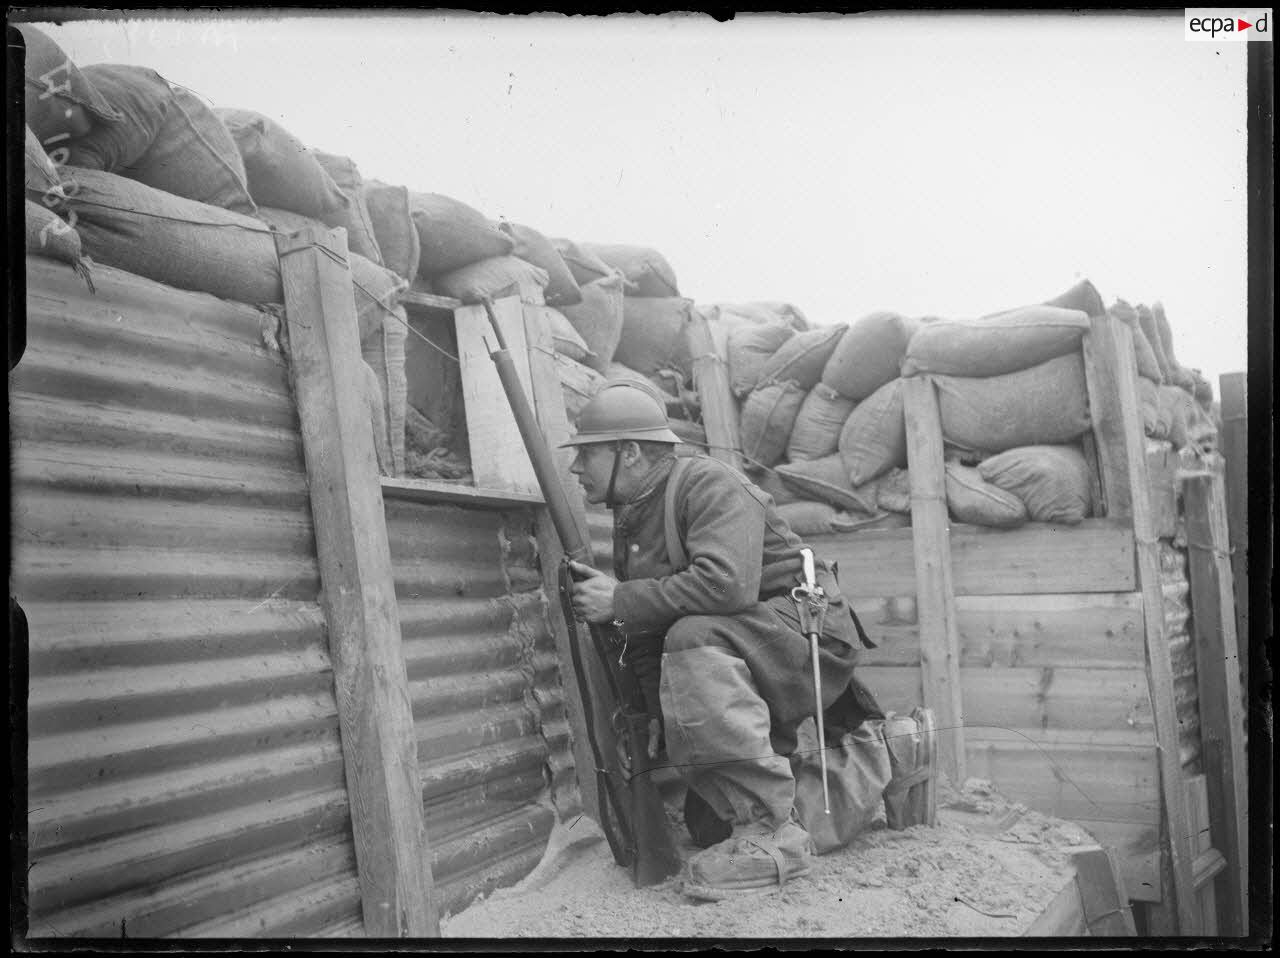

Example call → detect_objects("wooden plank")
1075 819 1163 903
1083 308 1139 518
1023 869 1088 937
1186 774 1222 935
454 296 540 496
901 375 964 784
1184 472 1249 936
963 735 1161 825
400 288 464 314
381 476 544 509
684 306 742 469
1218 372 1247 709
1072 846 1138 936
949 520 1136 595
522 302 602 824
1082 311 1198 934
811 526 916 596
1081 430 1105 521
1146 442 1180 540
276 226 436 937
856 592 1146 669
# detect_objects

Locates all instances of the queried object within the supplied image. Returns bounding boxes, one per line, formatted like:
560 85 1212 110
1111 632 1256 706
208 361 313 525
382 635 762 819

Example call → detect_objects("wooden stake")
1081 312 1198 935
276 226 437 937
901 375 965 785
684 307 742 469
1218 373 1248 706
1184 471 1249 936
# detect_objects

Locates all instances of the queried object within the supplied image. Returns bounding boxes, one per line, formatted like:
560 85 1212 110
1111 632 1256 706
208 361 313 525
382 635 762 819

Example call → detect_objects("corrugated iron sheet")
383 496 577 919
1160 540 1202 773
14 258 362 937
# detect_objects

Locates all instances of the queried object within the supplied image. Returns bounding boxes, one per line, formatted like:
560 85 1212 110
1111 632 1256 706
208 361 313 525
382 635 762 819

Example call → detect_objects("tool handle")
800 547 817 590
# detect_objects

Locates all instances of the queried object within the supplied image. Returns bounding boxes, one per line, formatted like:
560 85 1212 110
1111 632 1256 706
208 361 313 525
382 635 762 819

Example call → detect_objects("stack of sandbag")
18 25 124 148
726 309 921 523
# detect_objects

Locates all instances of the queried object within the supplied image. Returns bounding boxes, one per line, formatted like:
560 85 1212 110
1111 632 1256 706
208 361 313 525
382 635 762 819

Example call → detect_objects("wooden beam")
1072 846 1139 936
1218 372 1248 708
1081 311 1199 935
381 476 544 509
522 301 606 825
276 226 437 937
454 296 540 496
684 307 742 469
1184 471 1249 936
901 375 965 784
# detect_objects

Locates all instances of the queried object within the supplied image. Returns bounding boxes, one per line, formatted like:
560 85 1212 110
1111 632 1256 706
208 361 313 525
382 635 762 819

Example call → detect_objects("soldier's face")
569 443 616 504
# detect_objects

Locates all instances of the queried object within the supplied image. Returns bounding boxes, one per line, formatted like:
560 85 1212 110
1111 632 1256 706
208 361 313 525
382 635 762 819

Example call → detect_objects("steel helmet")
559 382 683 447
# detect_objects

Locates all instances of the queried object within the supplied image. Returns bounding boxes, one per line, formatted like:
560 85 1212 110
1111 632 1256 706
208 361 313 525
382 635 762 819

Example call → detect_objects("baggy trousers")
657 566 870 828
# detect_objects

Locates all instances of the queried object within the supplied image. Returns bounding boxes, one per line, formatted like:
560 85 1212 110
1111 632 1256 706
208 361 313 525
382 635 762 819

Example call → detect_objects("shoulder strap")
664 457 694 572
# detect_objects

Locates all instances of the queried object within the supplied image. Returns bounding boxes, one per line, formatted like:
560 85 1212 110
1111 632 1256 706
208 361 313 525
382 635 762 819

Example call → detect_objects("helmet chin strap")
605 439 625 507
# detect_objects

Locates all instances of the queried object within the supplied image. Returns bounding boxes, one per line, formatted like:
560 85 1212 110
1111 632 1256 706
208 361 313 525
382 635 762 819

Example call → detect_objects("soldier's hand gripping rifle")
479 299 682 887
792 547 831 814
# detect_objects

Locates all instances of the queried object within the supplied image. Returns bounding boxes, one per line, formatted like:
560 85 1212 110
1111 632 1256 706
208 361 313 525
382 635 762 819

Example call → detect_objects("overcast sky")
31 11 1250 389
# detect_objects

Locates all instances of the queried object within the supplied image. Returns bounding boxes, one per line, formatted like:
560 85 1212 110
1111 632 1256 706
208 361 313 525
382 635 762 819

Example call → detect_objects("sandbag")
900 305 1090 378
546 308 596 365
1139 377 1171 440
1157 384 1192 450
25 126 61 193
64 65 255 214
499 222 582 307
739 380 806 470
775 501 876 537
821 311 918 401
580 242 679 297
312 150 384 264
215 107 346 218
757 324 847 391
776 454 878 514
728 323 795 398
838 379 907 485
1043 278 1106 317
551 237 616 285
754 468 804 506
49 166 282 304
558 356 606 423
669 418 707 448
25 199 94 287
788 383 856 462
362 306 409 475
560 273 625 373
363 180 421 281
432 255 549 304
706 301 809 331
408 191 513 276
933 353 1091 454
1136 303 1176 383
1107 299 1161 382
612 297 693 377
978 444 1093 524
1151 302 1197 391
253 206 406 344
875 467 912 514
17 24 123 141
944 460 1028 528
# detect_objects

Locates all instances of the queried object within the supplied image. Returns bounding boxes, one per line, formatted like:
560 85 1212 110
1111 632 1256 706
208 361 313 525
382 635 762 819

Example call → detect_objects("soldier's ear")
622 440 644 465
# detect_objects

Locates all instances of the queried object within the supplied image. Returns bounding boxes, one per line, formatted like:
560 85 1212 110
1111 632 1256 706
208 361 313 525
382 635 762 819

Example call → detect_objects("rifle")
479 299 682 887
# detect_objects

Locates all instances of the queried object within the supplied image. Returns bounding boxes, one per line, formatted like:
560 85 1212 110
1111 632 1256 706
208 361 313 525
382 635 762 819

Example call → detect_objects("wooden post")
901 375 965 785
1218 373 1247 705
522 300 609 824
276 227 437 937
1184 471 1249 936
1081 313 1198 935
684 307 742 469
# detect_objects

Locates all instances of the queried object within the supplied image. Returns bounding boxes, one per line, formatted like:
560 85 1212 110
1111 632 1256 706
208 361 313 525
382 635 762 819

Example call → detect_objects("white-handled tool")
791 547 831 813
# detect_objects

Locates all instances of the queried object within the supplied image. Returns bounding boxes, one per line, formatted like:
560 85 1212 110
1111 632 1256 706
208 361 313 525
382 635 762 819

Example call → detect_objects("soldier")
563 382 935 900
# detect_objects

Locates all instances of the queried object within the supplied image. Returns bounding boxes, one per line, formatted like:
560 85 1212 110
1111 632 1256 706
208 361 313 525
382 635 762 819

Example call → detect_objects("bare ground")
441 779 1095 939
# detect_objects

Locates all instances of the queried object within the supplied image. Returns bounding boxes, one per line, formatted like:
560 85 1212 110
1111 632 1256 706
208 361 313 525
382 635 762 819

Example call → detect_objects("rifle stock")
482 299 681 886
